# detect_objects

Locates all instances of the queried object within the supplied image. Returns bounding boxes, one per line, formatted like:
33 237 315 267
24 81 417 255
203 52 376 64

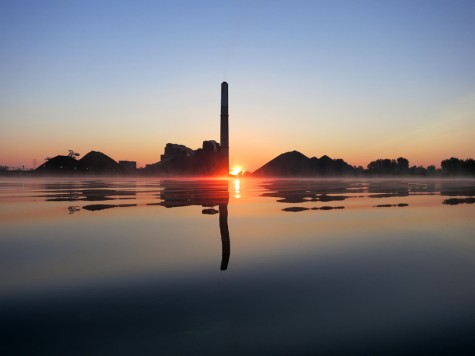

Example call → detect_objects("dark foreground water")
1 177 475 355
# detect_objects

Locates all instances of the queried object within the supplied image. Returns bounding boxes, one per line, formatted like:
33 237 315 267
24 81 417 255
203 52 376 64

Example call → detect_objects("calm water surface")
1 177 475 355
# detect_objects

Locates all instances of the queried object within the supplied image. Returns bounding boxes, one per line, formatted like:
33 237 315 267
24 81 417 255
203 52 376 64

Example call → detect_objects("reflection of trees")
260 179 474 207
442 197 475 205
367 181 410 197
260 179 475 209
439 182 475 197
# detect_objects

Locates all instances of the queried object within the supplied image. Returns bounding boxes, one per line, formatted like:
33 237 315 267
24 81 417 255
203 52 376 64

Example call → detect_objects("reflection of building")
159 180 229 207
219 202 230 270
43 178 231 270
159 180 231 270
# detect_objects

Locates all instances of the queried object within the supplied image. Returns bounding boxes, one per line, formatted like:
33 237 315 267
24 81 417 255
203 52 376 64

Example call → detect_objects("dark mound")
36 156 79 172
78 151 120 173
253 150 355 177
254 151 313 176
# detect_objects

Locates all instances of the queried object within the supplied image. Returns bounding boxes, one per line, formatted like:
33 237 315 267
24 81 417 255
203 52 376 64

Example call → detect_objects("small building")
119 160 137 174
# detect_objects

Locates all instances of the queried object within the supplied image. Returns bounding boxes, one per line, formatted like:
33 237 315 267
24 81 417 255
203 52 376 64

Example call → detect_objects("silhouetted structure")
220 82 229 175
145 140 223 175
143 82 230 176
119 160 137 174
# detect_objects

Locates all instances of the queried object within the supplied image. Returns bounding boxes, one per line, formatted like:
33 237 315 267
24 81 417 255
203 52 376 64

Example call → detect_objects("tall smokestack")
220 82 229 174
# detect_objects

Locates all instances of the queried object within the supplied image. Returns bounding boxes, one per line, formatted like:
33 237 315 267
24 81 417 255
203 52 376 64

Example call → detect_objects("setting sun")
230 165 243 176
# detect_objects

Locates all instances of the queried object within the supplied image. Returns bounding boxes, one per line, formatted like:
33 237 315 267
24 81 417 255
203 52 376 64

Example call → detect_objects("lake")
1 177 475 355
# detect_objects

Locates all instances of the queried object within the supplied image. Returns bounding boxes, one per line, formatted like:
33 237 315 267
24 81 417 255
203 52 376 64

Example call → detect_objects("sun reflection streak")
234 178 241 199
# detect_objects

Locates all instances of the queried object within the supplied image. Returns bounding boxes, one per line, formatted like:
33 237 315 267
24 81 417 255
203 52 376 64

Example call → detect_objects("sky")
1 0 474 171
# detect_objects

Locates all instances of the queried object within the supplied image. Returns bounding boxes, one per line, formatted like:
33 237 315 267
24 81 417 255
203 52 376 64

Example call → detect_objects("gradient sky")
1 0 474 171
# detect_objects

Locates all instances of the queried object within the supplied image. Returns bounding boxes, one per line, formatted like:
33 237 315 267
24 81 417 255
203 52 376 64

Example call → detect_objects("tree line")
364 157 475 176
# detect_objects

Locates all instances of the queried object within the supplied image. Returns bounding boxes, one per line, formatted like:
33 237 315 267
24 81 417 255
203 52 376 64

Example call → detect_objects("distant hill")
36 155 79 172
253 151 314 176
36 151 119 174
78 151 119 173
253 150 355 176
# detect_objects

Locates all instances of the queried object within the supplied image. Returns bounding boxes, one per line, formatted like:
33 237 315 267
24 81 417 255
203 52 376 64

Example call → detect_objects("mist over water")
1 177 475 355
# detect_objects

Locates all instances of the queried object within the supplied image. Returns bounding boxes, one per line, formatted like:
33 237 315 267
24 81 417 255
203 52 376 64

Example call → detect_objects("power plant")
220 81 229 175
142 82 230 176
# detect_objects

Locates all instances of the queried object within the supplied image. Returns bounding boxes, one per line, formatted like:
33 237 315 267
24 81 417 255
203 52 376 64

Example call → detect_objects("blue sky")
1 0 474 169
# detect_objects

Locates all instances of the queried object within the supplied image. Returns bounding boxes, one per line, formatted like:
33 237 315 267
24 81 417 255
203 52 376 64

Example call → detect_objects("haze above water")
1 177 475 355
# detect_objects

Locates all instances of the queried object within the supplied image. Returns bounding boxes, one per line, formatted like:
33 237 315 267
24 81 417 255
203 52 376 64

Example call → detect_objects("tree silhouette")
396 157 409 173
441 157 475 175
367 157 410 175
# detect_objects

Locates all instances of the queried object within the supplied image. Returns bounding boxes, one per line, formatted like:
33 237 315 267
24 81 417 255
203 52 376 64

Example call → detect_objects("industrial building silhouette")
145 82 230 176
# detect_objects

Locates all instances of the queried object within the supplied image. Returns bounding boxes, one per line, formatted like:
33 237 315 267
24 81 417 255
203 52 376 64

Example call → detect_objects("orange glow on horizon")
230 165 243 176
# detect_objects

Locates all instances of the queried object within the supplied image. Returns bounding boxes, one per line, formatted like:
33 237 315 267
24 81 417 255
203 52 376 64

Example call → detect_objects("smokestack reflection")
219 202 230 270
159 180 231 270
